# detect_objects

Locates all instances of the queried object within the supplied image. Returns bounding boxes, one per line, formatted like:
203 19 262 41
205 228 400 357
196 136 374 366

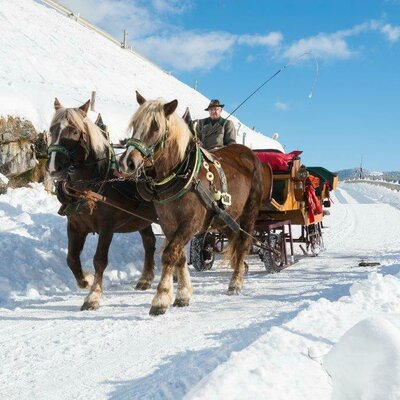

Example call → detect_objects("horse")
46 98 158 310
118 91 265 315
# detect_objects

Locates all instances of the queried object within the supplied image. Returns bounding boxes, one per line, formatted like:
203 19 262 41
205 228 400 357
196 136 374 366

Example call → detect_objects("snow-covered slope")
0 0 283 151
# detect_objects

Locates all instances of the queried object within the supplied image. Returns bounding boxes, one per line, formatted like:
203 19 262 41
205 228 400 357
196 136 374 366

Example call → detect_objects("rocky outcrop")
0 117 38 178
0 116 51 191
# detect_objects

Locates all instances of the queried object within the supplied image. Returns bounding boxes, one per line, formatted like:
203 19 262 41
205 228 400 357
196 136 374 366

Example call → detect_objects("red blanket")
255 150 302 172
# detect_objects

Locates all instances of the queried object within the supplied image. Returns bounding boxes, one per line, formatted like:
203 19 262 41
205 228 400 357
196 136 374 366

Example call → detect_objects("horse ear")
95 113 104 127
95 113 108 138
164 100 178 117
136 91 146 105
54 98 62 110
182 107 192 126
79 100 90 115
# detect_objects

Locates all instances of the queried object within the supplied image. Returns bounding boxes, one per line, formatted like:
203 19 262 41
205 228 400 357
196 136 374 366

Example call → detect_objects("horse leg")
66 222 91 289
227 231 250 295
173 250 192 308
150 233 191 316
81 231 113 311
135 225 156 290
228 160 263 294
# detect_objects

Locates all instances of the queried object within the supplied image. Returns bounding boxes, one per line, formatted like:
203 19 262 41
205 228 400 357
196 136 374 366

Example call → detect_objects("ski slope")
1 182 400 400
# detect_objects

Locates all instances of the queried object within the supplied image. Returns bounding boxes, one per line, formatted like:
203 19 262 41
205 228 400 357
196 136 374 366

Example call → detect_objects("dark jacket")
195 117 236 150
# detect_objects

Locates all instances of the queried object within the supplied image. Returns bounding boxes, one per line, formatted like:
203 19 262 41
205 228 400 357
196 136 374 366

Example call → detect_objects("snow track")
1 183 400 399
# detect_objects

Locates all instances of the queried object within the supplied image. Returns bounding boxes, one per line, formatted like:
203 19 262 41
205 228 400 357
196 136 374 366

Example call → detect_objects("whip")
224 52 319 122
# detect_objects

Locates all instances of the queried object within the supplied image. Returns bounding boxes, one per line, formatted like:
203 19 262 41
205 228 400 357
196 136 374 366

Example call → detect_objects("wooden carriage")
189 149 338 272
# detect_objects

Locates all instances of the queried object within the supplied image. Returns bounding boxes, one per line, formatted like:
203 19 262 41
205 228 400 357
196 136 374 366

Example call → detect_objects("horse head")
119 91 191 177
46 99 109 180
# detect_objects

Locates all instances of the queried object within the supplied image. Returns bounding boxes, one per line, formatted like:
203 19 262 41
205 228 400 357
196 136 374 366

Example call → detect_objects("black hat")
205 99 224 111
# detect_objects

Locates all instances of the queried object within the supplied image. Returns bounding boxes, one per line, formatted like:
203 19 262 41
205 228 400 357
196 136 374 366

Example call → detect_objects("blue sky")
58 0 400 171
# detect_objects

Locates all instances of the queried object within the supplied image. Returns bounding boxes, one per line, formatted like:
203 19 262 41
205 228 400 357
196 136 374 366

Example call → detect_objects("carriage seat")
255 150 302 173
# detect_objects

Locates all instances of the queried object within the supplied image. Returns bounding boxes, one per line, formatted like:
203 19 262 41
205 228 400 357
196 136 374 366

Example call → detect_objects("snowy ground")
1 182 400 399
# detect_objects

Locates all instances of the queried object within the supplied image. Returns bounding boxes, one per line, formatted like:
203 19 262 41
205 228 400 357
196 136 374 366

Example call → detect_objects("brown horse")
119 92 265 315
46 99 158 310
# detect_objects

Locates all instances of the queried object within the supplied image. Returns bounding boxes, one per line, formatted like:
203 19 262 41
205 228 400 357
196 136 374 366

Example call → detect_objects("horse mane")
50 108 109 157
128 99 191 161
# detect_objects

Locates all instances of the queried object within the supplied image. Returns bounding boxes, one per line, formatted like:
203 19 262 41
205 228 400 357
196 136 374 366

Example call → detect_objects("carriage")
189 149 338 272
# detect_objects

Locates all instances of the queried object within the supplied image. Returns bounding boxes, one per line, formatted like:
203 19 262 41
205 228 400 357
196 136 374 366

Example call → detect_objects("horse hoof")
80 302 99 311
135 281 151 291
227 287 242 295
149 306 167 316
173 298 189 307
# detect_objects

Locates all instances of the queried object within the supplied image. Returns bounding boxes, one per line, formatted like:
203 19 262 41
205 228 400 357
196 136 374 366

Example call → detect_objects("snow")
324 316 400 400
340 181 400 210
0 0 283 152
0 182 399 399
1 0 400 398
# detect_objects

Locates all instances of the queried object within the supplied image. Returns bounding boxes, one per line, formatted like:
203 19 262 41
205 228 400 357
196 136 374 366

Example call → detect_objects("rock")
0 141 37 177
0 173 8 194
0 116 38 179
0 116 37 143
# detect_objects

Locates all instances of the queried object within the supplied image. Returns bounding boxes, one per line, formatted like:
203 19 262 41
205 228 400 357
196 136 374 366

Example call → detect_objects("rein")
61 183 158 224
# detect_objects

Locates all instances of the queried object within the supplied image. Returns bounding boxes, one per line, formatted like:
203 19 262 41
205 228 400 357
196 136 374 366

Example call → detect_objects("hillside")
336 168 400 181
0 0 283 151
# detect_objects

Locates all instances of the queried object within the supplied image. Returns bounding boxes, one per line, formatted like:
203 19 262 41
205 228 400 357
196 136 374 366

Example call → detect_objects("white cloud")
136 32 236 71
58 2 399 71
283 20 399 61
274 101 289 111
59 0 161 38
284 34 355 60
381 23 400 42
238 32 283 47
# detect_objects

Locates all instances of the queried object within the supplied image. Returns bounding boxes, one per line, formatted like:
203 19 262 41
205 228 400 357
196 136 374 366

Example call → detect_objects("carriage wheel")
307 224 323 256
261 233 285 273
190 232 215 271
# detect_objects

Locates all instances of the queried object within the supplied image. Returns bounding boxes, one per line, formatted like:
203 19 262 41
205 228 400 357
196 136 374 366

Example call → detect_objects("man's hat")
205 99 224 111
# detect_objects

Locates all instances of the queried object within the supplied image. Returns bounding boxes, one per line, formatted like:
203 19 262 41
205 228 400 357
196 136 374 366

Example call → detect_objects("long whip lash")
224 52 319 122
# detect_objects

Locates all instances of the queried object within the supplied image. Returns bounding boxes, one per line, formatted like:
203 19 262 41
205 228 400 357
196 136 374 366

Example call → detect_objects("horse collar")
137 144 202 204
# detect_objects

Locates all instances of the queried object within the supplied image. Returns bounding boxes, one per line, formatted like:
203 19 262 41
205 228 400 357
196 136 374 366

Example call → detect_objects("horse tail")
225 155 264 264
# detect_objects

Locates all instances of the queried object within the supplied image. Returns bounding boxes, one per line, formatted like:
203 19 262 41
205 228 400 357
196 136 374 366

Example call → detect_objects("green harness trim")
125 133 166 161
47 137 91 161
153 144 203 204
47 144 74 160
135 144 203 205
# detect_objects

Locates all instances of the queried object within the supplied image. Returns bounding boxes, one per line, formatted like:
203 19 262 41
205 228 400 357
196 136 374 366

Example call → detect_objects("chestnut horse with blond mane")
119 92 265 315
46 99 157 310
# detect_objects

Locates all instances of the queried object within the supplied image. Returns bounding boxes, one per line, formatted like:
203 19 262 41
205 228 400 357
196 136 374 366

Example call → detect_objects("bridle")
47 128 91 164
124 126 168 165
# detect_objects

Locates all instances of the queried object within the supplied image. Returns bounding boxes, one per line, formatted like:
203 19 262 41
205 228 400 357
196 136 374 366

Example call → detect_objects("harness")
134 143 203 204
47 131 92 162
127 130 238 231
51 129 117 216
